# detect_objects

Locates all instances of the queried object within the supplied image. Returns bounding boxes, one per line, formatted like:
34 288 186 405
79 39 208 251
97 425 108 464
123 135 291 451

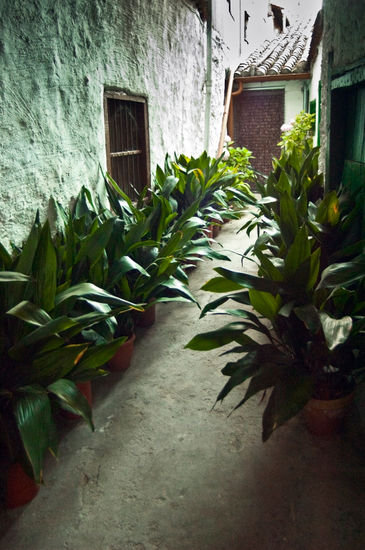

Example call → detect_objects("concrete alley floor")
1 215 365 550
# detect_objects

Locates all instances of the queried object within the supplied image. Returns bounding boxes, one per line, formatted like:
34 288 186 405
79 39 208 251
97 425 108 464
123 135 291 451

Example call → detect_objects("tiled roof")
235 18 315 77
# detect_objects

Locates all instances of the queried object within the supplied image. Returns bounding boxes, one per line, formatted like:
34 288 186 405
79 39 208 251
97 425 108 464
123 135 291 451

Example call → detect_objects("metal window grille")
104 93 150 201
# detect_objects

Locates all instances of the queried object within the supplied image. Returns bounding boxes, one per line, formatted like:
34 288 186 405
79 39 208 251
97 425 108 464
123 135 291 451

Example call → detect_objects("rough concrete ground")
1 215 365 550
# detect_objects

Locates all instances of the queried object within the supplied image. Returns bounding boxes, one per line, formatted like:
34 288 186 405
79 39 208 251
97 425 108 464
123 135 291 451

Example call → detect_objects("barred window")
104 92 150 201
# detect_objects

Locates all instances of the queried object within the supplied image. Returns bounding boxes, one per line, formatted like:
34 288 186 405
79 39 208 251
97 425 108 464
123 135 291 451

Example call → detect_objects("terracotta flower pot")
207 225 214 240
212 223 221 238
303 391 355 437
108 333 136 372
5 462 39 509
134 304 156 328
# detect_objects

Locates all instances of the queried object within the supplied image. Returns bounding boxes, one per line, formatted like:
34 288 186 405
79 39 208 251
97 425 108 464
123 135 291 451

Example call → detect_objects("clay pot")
108 333 136 372
5 462 39 508
134 304 156 328
212 223 221 238
303 391 355 437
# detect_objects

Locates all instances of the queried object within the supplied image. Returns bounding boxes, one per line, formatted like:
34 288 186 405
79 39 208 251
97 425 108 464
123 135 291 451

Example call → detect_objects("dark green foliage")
187 117 365 441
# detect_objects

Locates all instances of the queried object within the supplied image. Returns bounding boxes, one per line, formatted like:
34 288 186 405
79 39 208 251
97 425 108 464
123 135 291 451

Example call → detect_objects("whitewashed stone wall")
0 0 226 247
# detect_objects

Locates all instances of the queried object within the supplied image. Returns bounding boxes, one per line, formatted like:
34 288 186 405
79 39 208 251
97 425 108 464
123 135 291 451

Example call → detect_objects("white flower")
280 123 293 132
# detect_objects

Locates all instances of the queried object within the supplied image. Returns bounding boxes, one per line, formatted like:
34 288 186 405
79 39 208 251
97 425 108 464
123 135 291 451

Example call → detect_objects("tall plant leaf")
47 379 94 430
319 312 353 350
13 386 54 482
33 221 57 311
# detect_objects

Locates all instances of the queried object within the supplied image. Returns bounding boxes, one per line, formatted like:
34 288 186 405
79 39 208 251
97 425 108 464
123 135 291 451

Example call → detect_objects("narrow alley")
1 216 364 550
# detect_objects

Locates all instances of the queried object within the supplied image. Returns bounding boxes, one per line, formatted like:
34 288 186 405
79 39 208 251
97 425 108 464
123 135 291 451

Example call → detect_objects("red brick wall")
232 89 284 175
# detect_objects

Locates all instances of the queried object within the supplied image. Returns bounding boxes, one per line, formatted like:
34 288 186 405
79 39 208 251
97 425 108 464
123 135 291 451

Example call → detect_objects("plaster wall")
0 0 226 247
309 41 322 146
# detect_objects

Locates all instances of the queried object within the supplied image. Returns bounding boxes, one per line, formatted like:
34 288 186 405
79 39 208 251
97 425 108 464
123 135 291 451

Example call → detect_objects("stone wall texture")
320 0 365 168
0 0 226 246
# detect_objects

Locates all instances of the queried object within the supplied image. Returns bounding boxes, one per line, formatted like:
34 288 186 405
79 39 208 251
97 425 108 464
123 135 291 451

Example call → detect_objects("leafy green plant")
223 144 256 194
51 186 145 342
0 218 140 482
278 111 315 153
187 237 364 441
186 134 364 441
105 172 229 308
154 151 255 223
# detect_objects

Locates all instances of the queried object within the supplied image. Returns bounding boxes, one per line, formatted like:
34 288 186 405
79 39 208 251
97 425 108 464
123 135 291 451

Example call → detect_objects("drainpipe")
204 0 212 152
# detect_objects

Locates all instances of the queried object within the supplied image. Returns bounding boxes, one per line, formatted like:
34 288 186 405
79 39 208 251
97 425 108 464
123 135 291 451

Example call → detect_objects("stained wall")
320 0 365 171
0 0 226 246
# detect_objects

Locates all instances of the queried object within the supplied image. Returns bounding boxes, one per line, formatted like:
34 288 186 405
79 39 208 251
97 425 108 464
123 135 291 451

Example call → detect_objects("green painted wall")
0 0 226 246
320 0 365 179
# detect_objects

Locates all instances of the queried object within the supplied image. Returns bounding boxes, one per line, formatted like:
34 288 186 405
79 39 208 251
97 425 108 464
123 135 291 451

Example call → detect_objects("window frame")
103 90 150 200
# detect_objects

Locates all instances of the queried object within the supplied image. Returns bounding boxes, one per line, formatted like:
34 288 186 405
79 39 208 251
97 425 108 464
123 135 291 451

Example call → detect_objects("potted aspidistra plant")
186 115 364 441
0 217 140 506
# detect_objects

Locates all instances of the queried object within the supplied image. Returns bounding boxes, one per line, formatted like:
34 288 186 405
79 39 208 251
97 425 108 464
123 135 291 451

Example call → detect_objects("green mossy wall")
0 0 225 247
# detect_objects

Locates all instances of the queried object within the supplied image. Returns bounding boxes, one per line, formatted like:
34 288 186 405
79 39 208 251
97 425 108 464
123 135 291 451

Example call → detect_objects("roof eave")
234 73 311 83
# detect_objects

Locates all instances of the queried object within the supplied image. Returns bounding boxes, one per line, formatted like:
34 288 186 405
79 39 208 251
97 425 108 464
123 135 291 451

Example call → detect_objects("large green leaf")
158 276 198 304
306 247 321 291
315 191 340 226
249 289 281 321
13 386 54 482
317 254 365 288
174 200 201 230
279 192 299 248
30 344 88 385
201 277 242 293
186 322 259 351
6 300 52 326
0 242 12 268
214 267 280 294
161 175 179 197
15 213 42 275
283 225 311 278
262 370 313 441
232 363 288 413
0 271 31 282
75 217 115 265
33 221 57 311
319 312 353 350
108 256 150 289
216 352 260 402
199 291 251 317
158 231 183 258
72 337 127 380
256 251 284 282
55 282 141 309
7 315 78 359
293 304 321 332
123 220 150 255
47 379 94 430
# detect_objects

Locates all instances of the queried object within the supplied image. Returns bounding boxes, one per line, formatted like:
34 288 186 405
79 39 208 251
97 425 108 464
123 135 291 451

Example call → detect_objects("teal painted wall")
0 0 226 246
321 0 365 178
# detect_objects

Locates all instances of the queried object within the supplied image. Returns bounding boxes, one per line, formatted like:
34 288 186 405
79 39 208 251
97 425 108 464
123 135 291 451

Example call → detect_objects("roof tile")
236 18 315 77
